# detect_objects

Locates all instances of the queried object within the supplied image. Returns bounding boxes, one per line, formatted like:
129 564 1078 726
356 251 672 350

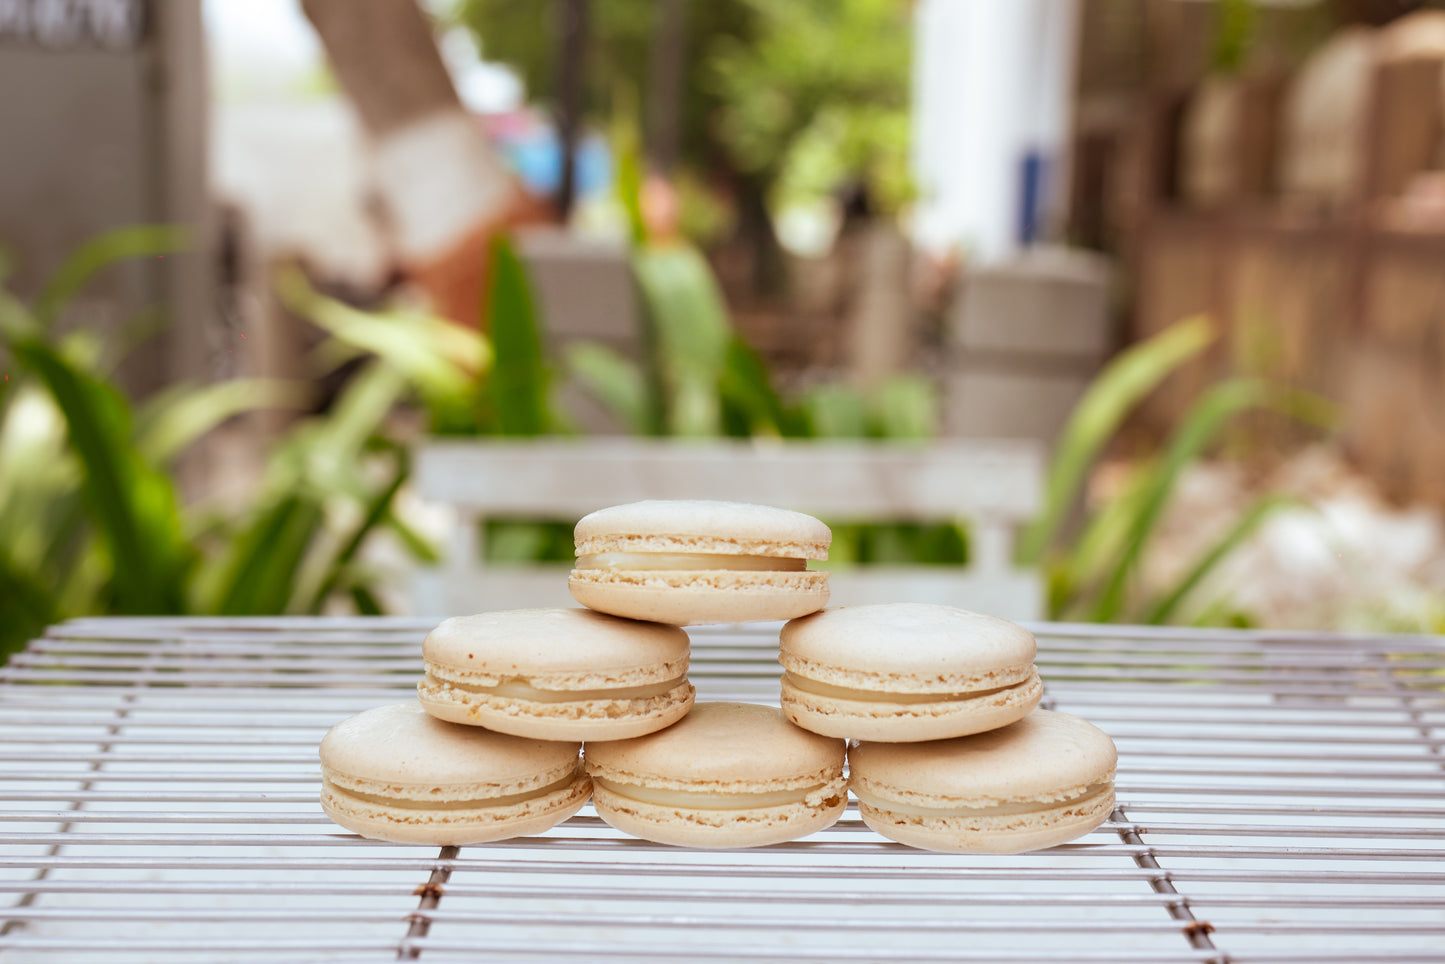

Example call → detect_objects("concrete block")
942 366 1093 444
515 227 638 349
514 228 641 434
950 247 1114 360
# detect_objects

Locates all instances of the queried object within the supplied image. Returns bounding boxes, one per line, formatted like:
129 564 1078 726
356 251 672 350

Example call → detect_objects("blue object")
1018 150 1047 245
500 127 611 200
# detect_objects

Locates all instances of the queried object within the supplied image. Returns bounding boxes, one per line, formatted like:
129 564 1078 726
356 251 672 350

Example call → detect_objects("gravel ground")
1128 446 1445 632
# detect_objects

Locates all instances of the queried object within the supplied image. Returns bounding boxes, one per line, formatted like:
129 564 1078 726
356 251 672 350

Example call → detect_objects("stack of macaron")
319 499 1117 854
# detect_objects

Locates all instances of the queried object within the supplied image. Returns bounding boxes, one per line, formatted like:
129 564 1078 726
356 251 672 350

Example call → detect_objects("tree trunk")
554 0 588 219
736 175 787 299
646 0 689 175
299 0 460 136
301 0 529 325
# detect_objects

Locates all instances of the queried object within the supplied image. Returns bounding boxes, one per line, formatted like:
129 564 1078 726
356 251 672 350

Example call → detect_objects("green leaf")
350 584 385 616
195 360 410 615
38 495 94 606
718 336 800 437
0 385 69 501
632 245 733 436
270 363 409 488
277 265 490 434
0 287 40 342
0 556 58 662
564 341 652 434
1019 315 1216 565
802 382 868 438
207 494 326 615
134 378 313 465
0 386 93 612
1089 378 1271 622
868 375 937 440
482 235 551 435
385 509 440 565
10 337 191 614
1263 385 1341 433
306 446 410 613
479 520 574 564
35 225 186 329
910 522 968 565
610 83 648 246
1052 464 1151 617
821 523 863 566
1144 493 1302 625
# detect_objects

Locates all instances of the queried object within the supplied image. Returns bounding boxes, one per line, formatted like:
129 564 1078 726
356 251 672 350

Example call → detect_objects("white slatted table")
1 616 1444 963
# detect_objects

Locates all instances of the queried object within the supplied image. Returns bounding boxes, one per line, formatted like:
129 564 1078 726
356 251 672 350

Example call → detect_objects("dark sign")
0 0 148 50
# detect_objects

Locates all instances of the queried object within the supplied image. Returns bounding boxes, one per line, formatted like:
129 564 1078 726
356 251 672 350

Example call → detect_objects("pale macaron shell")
319 702 590 845
849 709 1119 854
779 603 1043 741
418 608 695 742
570 500 832 625
585 701 848 848
574 500 831 558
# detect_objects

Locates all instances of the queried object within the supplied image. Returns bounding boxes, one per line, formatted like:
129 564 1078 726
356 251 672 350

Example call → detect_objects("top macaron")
779 603 1042 741
568 500 831 625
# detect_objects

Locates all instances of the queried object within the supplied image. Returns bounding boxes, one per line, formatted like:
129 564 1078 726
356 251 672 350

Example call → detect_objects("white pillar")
912 0 1080 263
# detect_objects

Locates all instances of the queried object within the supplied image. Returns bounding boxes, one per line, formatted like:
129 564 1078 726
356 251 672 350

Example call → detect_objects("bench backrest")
411 438 1046 621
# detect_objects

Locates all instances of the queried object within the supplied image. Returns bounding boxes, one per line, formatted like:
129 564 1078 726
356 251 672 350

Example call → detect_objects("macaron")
849 709 1118 854
418 608 694 741
568 500 831 625
779 603 1043 741
584 701 847 848
319 702 590 845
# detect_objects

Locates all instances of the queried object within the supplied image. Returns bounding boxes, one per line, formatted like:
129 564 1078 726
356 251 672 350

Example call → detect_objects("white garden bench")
410 437 1046 621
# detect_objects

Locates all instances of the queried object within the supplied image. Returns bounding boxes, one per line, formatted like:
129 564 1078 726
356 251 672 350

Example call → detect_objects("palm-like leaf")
1020 315 1215 565
9 337 192 614
1089 378 1271 622
482 235 552 435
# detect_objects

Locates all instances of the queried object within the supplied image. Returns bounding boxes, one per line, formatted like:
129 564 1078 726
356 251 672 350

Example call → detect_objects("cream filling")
593 776 828 811
576 552 806 572
429 674 687 703
853 782 1112 819
325 768 584 811
784 671 1021 705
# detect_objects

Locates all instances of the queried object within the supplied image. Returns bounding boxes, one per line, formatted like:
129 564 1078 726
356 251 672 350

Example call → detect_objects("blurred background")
2 0 1444 657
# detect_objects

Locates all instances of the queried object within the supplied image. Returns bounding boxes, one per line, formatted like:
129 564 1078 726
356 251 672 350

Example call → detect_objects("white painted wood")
968 519 1015 575
412 438 1046 621
416 439 1042 517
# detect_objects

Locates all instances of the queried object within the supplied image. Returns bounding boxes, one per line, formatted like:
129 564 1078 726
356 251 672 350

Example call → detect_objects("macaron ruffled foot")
779 603 1043 741
848 709 1118 854
319 702 590 845
417 608 695 742
584 702 848 849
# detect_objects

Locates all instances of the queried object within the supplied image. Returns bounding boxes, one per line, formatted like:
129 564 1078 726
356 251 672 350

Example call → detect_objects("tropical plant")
1022 315 1337 625
559 186 961 566
284 235 581 565
281 235 1315 623
567 101 931 449
0 227 441 660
